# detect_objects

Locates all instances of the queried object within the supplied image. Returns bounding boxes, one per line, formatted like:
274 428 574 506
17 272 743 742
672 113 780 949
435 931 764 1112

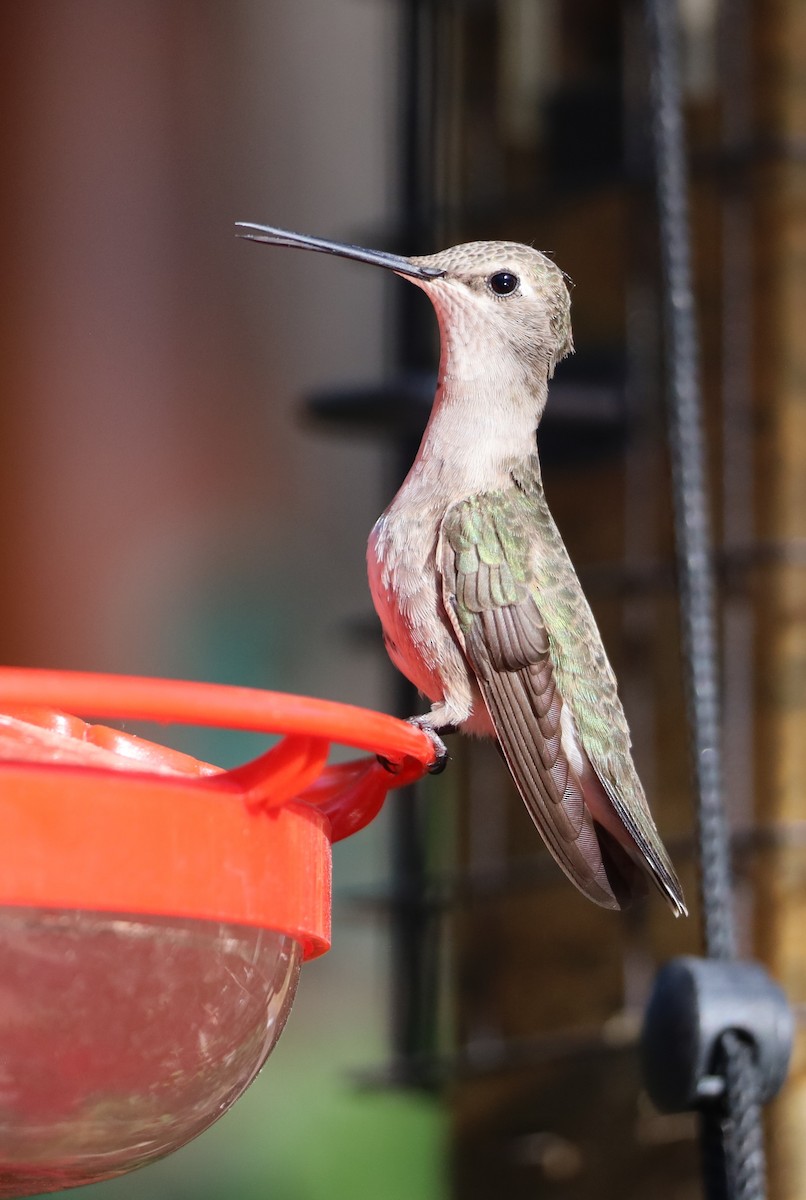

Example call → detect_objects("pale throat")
402 302 548 496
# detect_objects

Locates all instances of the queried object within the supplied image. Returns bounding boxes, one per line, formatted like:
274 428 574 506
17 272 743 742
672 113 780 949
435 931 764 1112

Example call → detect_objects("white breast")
366 501 481 730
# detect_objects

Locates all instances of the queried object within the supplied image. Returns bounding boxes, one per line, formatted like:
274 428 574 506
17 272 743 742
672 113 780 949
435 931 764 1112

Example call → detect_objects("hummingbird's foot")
407 717 449 775
376 718 450 776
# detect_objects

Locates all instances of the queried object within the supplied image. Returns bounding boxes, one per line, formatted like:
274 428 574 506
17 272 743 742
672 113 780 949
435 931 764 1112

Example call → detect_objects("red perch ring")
0 666 435 959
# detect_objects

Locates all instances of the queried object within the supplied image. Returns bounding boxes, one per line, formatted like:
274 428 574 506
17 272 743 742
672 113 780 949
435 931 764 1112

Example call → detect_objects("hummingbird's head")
407 241 573 381
236 223 573 386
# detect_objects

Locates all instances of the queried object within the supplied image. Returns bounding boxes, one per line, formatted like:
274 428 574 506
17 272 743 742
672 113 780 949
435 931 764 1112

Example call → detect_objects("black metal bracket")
641 956 794 1114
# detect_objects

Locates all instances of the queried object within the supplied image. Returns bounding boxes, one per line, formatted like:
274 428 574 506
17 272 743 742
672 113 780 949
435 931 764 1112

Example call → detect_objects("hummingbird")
236 221 686 917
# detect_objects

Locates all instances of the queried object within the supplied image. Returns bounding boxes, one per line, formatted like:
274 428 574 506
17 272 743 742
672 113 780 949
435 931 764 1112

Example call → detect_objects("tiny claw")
376 720 450 776
408 719 449 775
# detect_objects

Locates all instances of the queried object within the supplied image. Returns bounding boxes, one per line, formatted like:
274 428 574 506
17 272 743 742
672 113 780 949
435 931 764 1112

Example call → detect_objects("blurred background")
1 0 805 1197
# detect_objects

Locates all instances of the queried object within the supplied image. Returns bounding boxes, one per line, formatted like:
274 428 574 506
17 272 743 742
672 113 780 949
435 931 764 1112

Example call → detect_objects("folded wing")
439 489 685 915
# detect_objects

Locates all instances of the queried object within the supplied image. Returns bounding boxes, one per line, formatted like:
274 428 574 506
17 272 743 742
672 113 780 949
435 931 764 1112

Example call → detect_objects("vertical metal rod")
644 3 768 1197
644 0 736 963
386 0 440 1081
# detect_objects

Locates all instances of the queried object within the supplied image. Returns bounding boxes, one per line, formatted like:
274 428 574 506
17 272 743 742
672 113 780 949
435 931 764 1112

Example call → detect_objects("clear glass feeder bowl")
0 669 435 1197
0 908 301 1196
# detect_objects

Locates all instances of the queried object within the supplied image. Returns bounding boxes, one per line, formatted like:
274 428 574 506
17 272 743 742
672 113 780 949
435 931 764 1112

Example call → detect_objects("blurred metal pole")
644 2 767 1196
387 0 441 1083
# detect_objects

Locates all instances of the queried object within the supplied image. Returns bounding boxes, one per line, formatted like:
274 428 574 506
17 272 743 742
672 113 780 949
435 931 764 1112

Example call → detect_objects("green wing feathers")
440 483 686 916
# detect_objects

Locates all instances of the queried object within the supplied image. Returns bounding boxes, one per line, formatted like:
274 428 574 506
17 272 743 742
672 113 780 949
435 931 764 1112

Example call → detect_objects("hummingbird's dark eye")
488 271 519 296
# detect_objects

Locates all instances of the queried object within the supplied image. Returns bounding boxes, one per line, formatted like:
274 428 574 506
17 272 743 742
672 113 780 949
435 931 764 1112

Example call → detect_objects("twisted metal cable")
644 2 767 1197
644 0 735 964
719 1033 768 1200
699 1032 767 1200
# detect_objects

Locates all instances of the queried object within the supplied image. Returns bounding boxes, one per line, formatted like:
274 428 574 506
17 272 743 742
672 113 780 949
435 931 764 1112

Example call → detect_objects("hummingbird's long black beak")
235 222 444 281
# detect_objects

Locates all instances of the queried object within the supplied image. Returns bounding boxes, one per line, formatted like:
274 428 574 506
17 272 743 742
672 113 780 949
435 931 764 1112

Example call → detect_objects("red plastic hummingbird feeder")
0 666 434 1197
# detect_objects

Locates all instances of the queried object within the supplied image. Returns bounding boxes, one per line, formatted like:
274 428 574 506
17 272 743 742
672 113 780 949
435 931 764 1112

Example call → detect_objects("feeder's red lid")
0 669 435 959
